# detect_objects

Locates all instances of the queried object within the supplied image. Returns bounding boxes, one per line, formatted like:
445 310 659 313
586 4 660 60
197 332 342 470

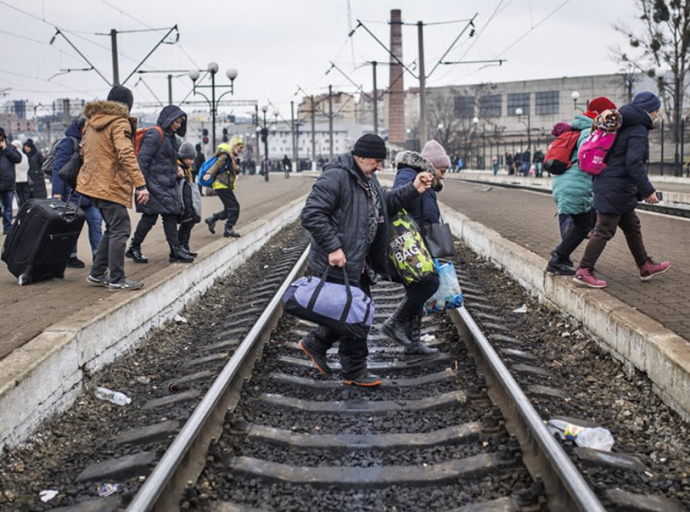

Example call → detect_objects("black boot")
169 244 194 263
125 244 148 264
205 216 217 234
546 251 576 276
404 315 439 356
223 226 241 238
381 299 415 346
183 244 198 257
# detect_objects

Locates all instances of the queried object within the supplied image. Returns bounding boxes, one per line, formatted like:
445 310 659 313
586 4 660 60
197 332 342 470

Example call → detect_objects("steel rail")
459 178 690 218
127 246 310 512
448 306 606 512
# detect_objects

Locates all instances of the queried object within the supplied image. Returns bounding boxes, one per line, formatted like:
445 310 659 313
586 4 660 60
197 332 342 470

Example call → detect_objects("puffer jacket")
301 152 418 282
393 151 441 227
551 114 593 215
24 141 47 198
206 143 239 190
0 143 21 191
592 104 655 215
136 105 187 215
76 100 146 208
52 119 92 207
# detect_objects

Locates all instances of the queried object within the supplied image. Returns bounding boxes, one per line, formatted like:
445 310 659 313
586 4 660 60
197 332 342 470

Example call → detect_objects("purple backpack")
578 109 622 176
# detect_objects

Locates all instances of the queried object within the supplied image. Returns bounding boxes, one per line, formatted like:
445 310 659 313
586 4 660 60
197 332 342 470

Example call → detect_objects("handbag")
420 192 455 259
281 266 375 339
388 208 435 285
424 260 464 314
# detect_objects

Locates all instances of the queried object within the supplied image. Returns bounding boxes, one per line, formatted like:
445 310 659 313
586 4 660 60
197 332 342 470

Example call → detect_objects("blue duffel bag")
281 266 375 339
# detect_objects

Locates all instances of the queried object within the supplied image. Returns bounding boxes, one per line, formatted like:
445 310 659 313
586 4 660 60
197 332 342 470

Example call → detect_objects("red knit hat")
587 97 616 115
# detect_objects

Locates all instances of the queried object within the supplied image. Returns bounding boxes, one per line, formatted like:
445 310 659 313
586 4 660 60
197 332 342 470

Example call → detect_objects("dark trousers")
307 276 371 379
212 188 240 229
178 220 194 247
15 183 31 208
405 273 440 316
131 213 180 247
580 210 649 269
555 211 593 258
0 190 13 233
92 199 131 282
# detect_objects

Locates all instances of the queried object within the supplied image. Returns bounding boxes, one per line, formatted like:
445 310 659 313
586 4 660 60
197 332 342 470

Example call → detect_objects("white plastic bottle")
95 386 132 406
546 419 614 451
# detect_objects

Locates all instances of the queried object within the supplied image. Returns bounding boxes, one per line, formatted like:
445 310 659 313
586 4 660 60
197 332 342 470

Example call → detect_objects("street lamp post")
260 105 269 162
189 63 238 150
571 91 587 113
515 108 531 151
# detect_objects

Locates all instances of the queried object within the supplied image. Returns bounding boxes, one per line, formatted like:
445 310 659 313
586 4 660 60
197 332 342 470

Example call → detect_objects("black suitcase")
1 198 86 285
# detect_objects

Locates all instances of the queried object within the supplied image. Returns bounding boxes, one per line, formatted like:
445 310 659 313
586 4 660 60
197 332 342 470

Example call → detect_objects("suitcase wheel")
17 274 30 286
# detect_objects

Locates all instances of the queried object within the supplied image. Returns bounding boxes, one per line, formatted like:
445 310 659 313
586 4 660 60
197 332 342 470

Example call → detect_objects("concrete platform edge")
0 195 307 452
439 201 690 422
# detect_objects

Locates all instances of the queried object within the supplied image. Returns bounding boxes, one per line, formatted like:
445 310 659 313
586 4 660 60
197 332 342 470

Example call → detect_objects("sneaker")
86 273 109 287
108 277 144 292
223 230 241 238
546 253 576 276
298 337 332 375
343 371 382 387
67 256 86 268
639 259 670 281
573 267 607 288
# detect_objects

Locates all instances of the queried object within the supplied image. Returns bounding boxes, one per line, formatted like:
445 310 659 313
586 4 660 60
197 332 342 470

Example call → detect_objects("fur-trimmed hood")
395 150 436 178
83 100 131 131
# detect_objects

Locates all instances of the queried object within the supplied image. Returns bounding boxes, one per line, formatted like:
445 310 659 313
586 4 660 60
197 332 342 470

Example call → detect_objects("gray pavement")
0 175 314 361
439 180 690 343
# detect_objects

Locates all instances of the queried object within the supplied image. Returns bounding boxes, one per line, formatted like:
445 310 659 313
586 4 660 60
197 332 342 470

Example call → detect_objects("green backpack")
388 208 435 284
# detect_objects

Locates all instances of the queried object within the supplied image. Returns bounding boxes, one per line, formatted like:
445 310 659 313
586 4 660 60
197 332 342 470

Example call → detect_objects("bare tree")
614 0 690 153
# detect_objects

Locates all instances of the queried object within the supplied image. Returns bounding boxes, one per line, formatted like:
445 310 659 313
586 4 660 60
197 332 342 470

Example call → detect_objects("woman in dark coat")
574 92 670 288
23 139 47 199
126 104 194 264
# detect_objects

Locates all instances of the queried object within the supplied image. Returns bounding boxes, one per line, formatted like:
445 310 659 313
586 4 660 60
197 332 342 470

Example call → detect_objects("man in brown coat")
77 85 150 291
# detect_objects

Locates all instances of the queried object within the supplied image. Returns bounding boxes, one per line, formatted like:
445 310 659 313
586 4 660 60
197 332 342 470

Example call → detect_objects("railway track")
125 246 606 512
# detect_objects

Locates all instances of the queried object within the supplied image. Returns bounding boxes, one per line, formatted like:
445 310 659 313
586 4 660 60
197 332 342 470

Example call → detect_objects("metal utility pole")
372 61 378 135
417 21 427 146
167 75 173 105
291 100 297 174
311 95 316 169
329 85 334 160
110 29 120 85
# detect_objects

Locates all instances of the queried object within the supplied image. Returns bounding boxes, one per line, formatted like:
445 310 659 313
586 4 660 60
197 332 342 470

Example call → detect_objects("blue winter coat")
592 104 655 215
0 144 21 191
551 114 593 215
136 105 187 215
52 120 91 206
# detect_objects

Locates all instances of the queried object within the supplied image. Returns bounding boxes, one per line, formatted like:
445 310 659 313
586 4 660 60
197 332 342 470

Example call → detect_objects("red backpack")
543 129 580 175
134 126 164 156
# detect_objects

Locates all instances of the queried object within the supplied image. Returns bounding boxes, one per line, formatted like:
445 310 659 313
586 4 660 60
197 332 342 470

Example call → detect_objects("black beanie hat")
353 133 387 160
107 85 134 112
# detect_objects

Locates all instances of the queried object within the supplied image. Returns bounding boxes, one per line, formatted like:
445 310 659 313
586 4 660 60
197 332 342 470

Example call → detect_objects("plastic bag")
424 260 463 314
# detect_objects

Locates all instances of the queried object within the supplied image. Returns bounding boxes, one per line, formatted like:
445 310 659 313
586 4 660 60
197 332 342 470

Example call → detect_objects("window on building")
535 91 559 115
478 94 502 118
507 93 530 116
454 95 475 118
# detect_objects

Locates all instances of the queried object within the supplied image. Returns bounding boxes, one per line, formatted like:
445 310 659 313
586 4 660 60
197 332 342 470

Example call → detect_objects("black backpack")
55 137 82 188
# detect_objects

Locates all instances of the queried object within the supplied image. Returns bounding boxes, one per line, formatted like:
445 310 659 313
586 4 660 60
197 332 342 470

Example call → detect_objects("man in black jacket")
299 133 432 387
0 127 22 234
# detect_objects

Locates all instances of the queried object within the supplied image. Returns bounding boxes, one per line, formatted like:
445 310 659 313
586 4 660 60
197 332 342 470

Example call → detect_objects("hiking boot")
573 267 607 288
298 337 332 375
108 277 144 292
205 216 217 234
86 273 109 287
546 252 576 276
404 315 438 356
67 256 86 269
638 259 670 281
343 371 382 387
381 299 415 346
169 244 194 263
125 245 148 264
183 244 198 257
223 227 241 238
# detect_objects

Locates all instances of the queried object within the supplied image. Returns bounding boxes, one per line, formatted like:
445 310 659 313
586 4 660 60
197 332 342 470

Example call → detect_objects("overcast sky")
0 0 640 119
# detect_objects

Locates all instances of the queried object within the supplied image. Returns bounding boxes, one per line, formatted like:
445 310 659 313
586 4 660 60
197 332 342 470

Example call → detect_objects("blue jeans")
0 190 13 233
71 204 103 258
